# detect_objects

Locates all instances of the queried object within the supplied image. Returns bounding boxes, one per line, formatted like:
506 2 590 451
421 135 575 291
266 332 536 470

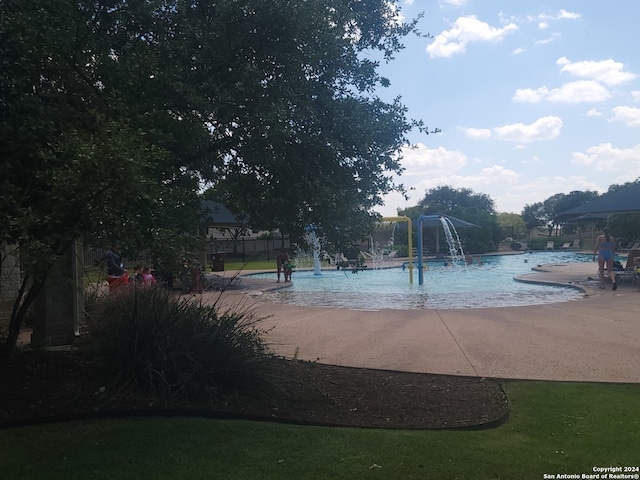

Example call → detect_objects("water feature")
440 216 465 264
367 221 398 269
301 225 322 275
292 247 314 269
417 214 472 283
250 251 595 310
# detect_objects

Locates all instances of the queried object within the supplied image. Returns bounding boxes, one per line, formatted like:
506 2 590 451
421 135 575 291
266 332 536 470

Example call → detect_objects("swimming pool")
250 251 597 310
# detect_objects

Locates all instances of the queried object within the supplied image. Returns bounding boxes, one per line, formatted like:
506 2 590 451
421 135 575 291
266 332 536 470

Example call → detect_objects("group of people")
463 253 483 266
132 265 157 286
276 249 293 282
104 246 156 292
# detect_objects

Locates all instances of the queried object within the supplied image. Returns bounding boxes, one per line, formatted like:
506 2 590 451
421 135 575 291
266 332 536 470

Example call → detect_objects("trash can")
211 252 225 272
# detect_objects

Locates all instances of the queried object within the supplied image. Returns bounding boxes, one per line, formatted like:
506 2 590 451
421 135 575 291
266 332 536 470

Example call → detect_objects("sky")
374 0 640 217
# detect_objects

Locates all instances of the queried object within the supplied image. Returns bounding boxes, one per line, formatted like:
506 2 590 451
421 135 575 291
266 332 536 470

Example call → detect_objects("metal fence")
83 238 292 268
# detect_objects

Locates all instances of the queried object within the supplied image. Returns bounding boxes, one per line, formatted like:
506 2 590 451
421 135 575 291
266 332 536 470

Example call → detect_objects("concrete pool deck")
209 259 640 384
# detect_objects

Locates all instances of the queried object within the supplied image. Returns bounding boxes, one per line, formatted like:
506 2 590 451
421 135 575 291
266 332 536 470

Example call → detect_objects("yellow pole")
382 216 413 284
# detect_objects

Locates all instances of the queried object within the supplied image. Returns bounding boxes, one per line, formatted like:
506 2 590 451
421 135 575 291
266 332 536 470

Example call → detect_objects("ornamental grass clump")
85 285 272 404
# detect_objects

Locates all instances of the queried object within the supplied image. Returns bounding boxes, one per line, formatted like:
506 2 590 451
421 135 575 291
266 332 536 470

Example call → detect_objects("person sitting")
132 265 143 284
625 249 640 270
104 245 129 291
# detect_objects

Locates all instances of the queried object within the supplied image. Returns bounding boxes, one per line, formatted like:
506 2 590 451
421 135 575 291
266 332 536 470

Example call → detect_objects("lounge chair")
359 251 374 260
545 241 554 250
618 242 632 252
615 268 637 286
570 239 581 250
383 250 398 260
560 242 571 250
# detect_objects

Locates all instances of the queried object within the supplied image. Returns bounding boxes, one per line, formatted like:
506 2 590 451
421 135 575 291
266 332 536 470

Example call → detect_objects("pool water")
250 251 599 310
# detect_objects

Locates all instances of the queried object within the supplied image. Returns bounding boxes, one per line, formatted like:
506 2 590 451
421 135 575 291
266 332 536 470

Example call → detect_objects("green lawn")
224 258 276 271
1 381 638 480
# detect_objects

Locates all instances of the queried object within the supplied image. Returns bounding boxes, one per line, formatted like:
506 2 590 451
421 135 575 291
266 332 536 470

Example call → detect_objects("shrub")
85 286 273 404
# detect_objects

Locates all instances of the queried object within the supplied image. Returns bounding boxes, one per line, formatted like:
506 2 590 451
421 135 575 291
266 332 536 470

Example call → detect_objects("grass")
224 258 277 271
1 381 639 479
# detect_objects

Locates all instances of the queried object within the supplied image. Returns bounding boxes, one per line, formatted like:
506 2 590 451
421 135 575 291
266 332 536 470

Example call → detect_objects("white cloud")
426 16 518 58
504 10 580 24
499 175 598 213
493 116 563 143
512 47 526 55
462 127 492 139
476 165 520 183
571 143 640 171
535 10 581 22
534 33 561 45
513 80 611 104
586 108 603 117
378 145 470 216
402 165 519 206
538 22 549 30
609 106 640 127
556 9 581 20
556 57 637 86
439 0 467 7
512 57 633 105
400 144 468 175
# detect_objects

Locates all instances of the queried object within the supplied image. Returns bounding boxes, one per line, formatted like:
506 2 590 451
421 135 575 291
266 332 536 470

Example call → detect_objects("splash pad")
250 251 589 310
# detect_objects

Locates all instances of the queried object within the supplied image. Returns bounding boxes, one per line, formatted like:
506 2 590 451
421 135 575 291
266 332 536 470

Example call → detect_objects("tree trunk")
2 275 44 361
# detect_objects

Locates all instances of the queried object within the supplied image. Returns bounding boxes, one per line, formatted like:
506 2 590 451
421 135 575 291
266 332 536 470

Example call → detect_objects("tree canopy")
2 0 424 251
522 190 600 236
1 0 425 354
496 213 526 240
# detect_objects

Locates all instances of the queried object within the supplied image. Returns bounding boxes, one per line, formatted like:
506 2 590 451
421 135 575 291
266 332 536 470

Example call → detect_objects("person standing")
276 249 289 283
593 228 617 290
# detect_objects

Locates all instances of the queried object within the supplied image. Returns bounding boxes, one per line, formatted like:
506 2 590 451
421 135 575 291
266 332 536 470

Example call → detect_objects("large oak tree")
1 0 424 355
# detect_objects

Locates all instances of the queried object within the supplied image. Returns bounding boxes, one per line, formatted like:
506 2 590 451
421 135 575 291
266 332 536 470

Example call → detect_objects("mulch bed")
0 349 509 430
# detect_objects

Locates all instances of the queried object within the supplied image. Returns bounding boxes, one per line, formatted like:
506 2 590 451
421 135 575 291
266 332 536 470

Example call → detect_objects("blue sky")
375 0 640 216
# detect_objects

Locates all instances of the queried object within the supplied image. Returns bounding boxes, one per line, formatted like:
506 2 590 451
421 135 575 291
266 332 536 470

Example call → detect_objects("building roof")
201 200 248 227
558 183 640 219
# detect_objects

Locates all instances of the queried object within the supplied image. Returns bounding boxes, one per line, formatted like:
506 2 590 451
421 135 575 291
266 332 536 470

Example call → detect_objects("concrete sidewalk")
210 261 640 384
